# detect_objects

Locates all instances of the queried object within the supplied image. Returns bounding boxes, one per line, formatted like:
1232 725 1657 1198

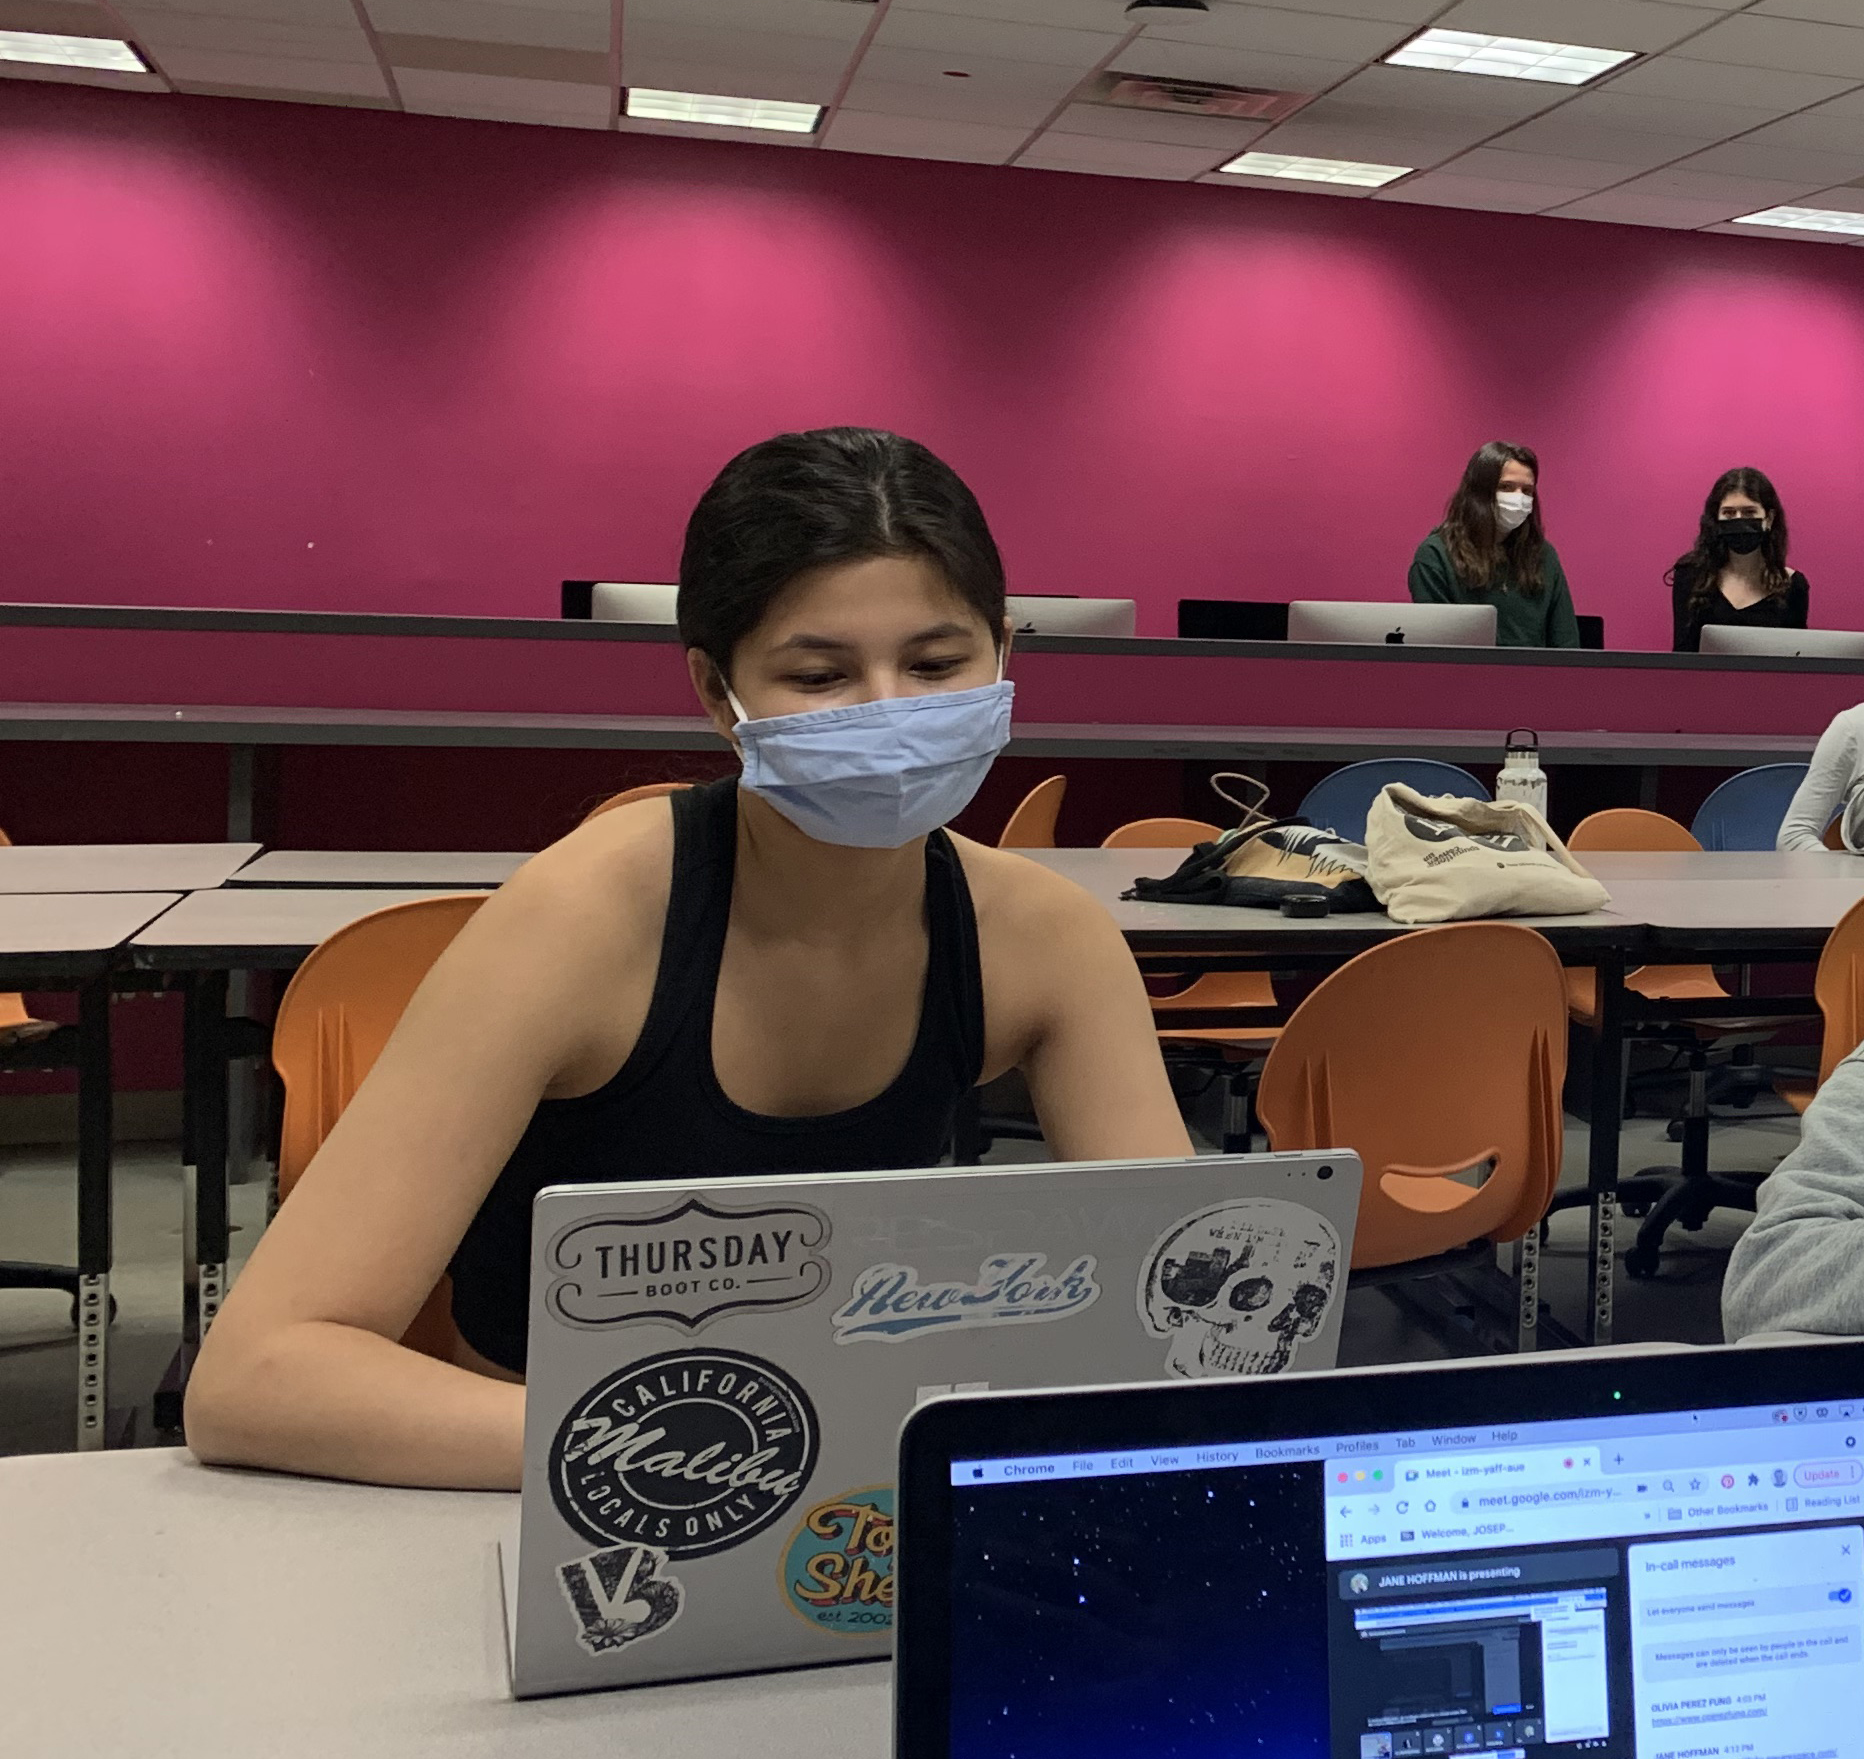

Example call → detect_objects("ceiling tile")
1676 137 1864 186
1378 170 1593 211
1192 0 1445 18
872 7 1120 68
155 46 387 90
1549 162 1823 226
1751 0 1864 20
1604 50 1857 108
1668 12 1864 79
823 107 1024 163
615 112 818 145
885 0 1138 26
836 43 1086 127
1195 165 1378 196
364 0 607 54
1108 38 1361 94
621 19 855 104
1015 129 1228 178
0 0 123 34
1137 3 1413 59
1428 0 1723 55
1310 61 1572 122
1487 88 1783 161
1250 115 1483 162
1444 145 1635 190
1049 98 1269 149
397 64 610 121
1551 188 1732 226
623 0 873 40
1738 88 1864 152
1784 182 1864 214
179 76 395 103
130 14 376 61
380 33 604 80
122 0 358 24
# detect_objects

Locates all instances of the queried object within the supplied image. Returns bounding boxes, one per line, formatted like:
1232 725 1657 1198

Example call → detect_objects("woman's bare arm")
185 828 665 1489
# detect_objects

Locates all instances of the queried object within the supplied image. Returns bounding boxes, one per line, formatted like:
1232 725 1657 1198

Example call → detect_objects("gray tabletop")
0 1450 888 1759
0 702 1818 767
230 850 529 889
0 842 258 894
1578 850 1864 882
131 887 484 968
0 891 183 958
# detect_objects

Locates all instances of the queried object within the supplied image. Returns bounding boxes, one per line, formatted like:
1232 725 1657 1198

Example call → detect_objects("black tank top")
449 777 987 1372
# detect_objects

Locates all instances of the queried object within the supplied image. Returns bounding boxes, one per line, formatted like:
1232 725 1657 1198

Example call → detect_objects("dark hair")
1438 440 1547 597
677 427 1006 676
1665 467 1791 607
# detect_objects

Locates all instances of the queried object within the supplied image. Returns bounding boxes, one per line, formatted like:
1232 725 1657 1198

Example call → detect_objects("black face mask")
1720 518 1766 554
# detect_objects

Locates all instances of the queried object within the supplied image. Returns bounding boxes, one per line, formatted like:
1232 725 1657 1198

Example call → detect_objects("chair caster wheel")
68 1294 119 1327
1620 1199 1654 1219
1666 1119 1685 1143
1624 1249 1661 1280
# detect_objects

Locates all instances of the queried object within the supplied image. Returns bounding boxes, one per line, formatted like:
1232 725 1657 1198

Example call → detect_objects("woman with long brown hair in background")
1407 440 1579 648
1669 466 1807 653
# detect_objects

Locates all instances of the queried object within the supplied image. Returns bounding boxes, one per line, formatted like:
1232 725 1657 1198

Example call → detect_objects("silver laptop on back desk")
1289 601 1498 647
502 1150 1363 1697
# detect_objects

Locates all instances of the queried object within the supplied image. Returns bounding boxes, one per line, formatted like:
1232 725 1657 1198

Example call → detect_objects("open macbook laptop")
895 1338 1864 1759
502 1150 1362 1697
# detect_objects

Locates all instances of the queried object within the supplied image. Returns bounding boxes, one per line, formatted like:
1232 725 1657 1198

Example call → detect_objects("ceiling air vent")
1094 72 1310 122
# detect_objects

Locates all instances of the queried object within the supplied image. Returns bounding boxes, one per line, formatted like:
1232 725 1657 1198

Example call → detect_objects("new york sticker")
831 1253 1100 1343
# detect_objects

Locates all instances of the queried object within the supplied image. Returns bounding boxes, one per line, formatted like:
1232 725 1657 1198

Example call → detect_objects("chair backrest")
1101 818 1223 849
0 825 30 1033
271 894 488 1360
1813 894 1864 1087
582 780 695 824
998 776 1067 849
1296 759 1489 844
1690 764 1810 852
1567 809 1701 853
1257 922 1567 1269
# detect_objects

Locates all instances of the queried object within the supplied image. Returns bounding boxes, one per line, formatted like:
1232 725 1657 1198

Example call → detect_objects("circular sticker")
550 1347 819 1560
779 1486 895 1636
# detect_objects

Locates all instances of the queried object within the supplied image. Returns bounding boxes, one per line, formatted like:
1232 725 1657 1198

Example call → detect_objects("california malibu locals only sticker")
543 1197 832 1333
549 1348 820 1560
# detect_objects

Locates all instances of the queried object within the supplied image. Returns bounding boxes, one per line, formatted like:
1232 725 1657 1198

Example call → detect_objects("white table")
230 850 529 889
0 843 258 894
0 1450 888 1759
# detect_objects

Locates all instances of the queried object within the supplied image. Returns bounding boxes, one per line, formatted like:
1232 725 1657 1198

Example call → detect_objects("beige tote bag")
1365 783 1610 925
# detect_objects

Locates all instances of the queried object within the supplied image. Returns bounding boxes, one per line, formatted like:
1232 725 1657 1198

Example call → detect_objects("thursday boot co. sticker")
779 1486 895 1637
557 1543 685 1655
543 1198 832 1334
550 1348 820 1559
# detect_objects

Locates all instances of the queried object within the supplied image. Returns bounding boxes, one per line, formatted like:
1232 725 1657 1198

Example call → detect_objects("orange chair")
0 827 53 1046
1258 923 1567 1348
998 776 1067 849
1777 892 1864 1113
582 780 694 824
272 894 488 1362
1103 817 1280 1150
1565 810 1725 1021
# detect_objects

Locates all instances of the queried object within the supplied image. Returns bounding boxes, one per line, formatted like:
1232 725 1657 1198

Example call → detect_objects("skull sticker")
1138 1199 1340 1379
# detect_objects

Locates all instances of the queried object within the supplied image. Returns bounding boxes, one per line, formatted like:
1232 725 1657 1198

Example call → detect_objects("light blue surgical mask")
725 664 1013 849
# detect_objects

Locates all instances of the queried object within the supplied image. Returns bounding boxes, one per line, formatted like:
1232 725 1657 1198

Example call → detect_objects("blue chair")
1689 764 1810 851
1296 759 1489 844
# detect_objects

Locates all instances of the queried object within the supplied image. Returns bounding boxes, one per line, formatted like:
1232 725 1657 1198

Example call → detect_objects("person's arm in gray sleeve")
1725 1048 1864 1338
1778 707 1863 851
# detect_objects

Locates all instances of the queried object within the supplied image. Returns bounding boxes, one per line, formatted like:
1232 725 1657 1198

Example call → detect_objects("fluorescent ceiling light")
1732 205 1864 237
1385 28 1634 86
1218 150 1409 188
624 88 821 134
0 29 146 72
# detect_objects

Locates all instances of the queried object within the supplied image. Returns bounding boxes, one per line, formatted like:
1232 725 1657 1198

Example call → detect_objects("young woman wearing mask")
182 427 1192 1490
1407 441 1579 648
1669 467 1807 654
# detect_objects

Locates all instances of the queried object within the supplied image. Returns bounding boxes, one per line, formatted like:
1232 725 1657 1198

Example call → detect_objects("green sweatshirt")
1407 530 1579 649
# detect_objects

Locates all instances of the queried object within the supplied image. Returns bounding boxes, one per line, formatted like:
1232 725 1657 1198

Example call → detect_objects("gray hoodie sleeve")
1724 1046 1864 1338
1778 706 1864 851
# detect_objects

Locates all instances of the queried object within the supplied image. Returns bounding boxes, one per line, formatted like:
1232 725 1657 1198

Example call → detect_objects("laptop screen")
943 1396 1864 1759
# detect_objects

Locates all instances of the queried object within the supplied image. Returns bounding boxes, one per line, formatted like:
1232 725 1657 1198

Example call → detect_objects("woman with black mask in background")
1670 467 1808 653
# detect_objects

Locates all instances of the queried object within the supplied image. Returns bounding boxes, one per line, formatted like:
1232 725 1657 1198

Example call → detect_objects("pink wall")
6 83 1864 651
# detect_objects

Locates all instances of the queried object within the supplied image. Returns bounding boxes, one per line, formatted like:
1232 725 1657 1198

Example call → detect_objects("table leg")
181 970 230 1385
75 977 112 1451
1586 951 1626 1347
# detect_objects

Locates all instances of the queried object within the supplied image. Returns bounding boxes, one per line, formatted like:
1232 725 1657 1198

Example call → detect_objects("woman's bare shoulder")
948 835 1121 941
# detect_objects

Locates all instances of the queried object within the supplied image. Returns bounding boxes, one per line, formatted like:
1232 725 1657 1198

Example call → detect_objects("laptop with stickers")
501 1149 1363 1698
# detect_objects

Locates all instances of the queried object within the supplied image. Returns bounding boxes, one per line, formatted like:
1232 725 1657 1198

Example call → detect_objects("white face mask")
1495 490 1534 535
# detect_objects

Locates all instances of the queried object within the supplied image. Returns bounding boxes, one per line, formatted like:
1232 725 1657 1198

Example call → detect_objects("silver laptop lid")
508 1150 1362 1697
1289 601 1498 647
